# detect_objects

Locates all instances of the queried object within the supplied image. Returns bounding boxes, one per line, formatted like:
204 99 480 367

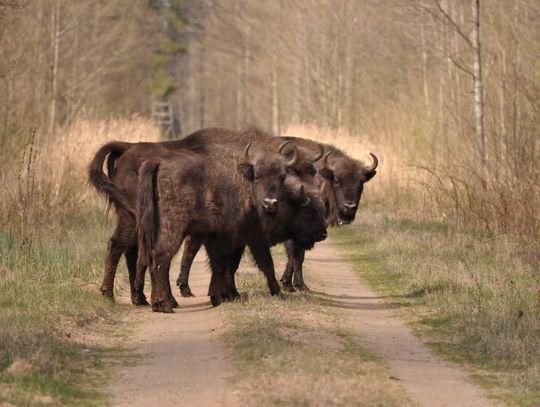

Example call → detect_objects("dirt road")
107 250 237 406
107 238 496 407
306 239 497 407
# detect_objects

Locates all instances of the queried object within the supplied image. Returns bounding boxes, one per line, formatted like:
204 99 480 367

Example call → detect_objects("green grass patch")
0 209 129 406
331 216 540 406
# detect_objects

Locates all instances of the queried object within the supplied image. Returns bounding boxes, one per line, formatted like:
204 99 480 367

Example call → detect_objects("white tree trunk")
49 0 60 137
471 0 486 167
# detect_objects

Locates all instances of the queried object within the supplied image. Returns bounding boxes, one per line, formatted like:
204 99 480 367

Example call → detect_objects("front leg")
248 241 281 297
290 243 308 291
280 240 296 292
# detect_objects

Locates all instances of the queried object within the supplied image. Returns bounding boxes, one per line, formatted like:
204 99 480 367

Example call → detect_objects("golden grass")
0 116 160 237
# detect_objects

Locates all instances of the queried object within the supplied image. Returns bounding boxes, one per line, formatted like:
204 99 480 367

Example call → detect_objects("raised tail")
88 141 135 216
137 158 161 264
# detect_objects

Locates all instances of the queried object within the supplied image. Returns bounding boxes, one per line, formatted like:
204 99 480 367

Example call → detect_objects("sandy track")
107 237 497 407
305 238 498 407
107 249 237 407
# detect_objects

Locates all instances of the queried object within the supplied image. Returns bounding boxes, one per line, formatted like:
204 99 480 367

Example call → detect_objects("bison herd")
88 128 377 313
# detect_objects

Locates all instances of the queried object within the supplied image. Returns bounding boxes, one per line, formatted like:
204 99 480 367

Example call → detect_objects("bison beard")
134 148 327 312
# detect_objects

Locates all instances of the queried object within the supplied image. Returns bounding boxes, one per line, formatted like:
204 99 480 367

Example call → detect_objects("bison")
89 129 300 305
175 136 378 295
134 144 327 312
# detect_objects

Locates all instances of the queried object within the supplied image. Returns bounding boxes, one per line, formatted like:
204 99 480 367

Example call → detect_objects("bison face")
319 152 378 225
285 184 328 250
237 141 298 216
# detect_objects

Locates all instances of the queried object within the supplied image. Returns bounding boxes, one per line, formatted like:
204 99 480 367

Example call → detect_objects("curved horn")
284 145 298 167
278 140 292 154
323 150 334 167
312 144 324 162
243 142 254 163
366 152 379 172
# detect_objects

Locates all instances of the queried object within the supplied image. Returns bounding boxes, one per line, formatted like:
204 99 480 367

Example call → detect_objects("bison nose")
263 198 278 213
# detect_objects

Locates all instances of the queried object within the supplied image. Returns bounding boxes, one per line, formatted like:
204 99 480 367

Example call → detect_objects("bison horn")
278 140 298 167
312 144 324 162
243 142 255 164
323 150 334 168
278 140 292 154
366 152 379 172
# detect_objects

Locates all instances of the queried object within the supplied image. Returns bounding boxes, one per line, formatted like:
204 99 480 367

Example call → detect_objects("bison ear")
364 169 377 182
237 162 254 181
319 167 333 181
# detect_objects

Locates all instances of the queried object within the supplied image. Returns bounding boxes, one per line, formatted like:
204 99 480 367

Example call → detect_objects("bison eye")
279 174 286 183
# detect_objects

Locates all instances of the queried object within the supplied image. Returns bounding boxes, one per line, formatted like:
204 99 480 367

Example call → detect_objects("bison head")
319 151 378 225
237 141 298 215
281 181 328 250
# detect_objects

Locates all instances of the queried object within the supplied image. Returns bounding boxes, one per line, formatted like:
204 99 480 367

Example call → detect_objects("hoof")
179 284 195 298
281 280 295 292
210 294 223 307
223 290 241 302
151 300 174 313
168 295 179 309
101 288 115 301
293 282 310 292
131 294 149 306
269 285 282 297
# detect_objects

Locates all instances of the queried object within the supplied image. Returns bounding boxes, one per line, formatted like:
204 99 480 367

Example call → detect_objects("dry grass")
332 214 540 405
0 117 159 405
285 124 540 244
0 116 160 238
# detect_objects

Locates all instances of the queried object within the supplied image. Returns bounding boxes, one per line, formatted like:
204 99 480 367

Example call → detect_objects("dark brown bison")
280 140 378 291
176 137 378 296
88 128 300 305
175 136 378 294
134 145 327 312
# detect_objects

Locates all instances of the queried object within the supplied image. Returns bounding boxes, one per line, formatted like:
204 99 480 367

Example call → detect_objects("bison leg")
223 246 245 301
248 241 281 297
149 250 174 313
290 243 309 291
205 241 229 307
126 246 149 306
176 236 202 297
280 240 296 292
100 217 133 300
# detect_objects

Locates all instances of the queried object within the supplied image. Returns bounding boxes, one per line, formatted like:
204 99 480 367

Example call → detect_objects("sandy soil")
306 238 498 407
106 249 237 407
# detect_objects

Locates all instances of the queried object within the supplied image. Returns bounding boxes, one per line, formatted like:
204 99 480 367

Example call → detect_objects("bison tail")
88 141 135 217
137 159 160 264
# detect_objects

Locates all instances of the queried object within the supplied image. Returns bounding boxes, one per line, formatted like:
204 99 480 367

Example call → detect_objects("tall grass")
0 116 160 239
0 117 159 405
285 124 540 244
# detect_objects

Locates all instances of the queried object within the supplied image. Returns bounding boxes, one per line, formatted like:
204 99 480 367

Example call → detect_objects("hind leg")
100 215 134 300
149 234 185 313
176 236 202 297
126 245 149 306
